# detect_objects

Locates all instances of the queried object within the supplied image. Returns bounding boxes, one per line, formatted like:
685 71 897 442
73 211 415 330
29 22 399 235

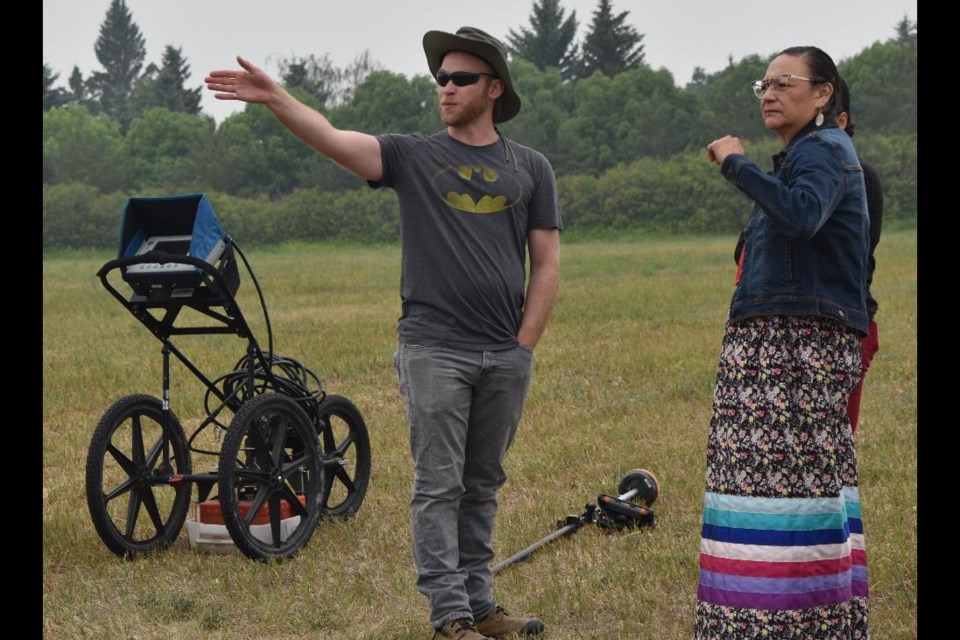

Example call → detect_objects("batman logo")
430 164 523 214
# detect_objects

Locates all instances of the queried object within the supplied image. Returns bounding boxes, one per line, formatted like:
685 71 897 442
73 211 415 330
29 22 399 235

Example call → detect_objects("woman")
696 47 870 638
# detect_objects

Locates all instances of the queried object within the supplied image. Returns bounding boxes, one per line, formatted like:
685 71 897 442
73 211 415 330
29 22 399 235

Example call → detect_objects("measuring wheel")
618 468 660 507
217 393 324 561
85 394 193 558
315 394 371 520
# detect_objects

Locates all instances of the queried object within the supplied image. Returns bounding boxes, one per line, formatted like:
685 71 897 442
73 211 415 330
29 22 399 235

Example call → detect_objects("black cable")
185 238 326 453
228 238 275 358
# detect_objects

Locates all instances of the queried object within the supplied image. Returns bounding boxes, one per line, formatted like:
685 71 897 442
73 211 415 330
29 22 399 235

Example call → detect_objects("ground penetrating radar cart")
85 193 371 561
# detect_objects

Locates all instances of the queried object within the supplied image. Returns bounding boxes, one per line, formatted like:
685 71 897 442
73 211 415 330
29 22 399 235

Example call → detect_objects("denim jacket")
720 119 870 335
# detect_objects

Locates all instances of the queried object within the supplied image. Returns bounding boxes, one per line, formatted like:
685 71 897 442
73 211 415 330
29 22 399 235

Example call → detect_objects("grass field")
43 231 917 639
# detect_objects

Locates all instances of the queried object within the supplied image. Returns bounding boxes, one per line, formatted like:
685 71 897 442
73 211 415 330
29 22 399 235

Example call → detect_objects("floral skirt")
695 316 869 639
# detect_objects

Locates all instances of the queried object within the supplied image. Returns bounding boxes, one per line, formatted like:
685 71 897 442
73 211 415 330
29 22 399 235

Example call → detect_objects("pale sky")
43 0 917 125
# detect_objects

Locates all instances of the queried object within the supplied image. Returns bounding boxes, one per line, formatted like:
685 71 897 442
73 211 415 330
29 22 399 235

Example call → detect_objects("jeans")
393 342 534 628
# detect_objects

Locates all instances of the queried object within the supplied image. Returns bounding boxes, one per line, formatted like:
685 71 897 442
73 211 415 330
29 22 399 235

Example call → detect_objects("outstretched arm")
206 56 383 182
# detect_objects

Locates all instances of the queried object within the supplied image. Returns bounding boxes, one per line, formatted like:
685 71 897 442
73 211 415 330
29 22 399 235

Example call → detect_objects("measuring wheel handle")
597 493 656 529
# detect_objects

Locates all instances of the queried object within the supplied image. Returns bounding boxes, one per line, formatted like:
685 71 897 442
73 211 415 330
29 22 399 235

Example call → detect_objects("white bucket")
186 503 302 554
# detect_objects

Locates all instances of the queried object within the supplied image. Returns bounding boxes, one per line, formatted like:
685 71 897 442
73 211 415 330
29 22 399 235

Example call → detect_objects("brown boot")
474 605 545 638
433 618 494 640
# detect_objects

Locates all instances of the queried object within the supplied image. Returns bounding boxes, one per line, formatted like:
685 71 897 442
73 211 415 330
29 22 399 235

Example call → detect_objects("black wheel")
618 468 660 507
314 394 371 519
85 394 193 558
218 393 324 561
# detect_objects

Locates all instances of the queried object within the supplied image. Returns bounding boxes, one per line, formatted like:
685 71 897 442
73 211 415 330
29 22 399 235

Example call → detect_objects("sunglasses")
436 70 499 87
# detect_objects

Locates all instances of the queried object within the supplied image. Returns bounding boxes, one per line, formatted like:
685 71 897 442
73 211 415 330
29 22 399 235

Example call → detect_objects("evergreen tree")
579 0 645 78
506 0 580 81
278 53 341 108
895 14 917 41
282 59 315 96
130 62 160 117
44 63 68 111
89 0 146 128
131 46 203 116
67 66 98 112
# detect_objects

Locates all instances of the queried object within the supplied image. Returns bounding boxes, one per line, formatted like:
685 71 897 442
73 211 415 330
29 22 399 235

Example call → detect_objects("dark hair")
835 75 856 137
777 46 840 116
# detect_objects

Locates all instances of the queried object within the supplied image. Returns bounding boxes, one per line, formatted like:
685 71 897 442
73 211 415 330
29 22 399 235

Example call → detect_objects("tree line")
43 0 917 250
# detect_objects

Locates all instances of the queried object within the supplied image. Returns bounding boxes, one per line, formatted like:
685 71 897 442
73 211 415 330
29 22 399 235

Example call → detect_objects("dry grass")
43 231 917 639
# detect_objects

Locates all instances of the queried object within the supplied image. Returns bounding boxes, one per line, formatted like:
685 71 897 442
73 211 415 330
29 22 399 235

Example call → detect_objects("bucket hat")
422 26 521 123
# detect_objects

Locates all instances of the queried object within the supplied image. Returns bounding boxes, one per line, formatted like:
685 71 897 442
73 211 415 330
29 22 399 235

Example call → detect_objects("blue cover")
118 193 227 280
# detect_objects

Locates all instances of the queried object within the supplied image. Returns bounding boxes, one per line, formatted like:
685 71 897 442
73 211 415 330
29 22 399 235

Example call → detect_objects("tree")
89 0 146 128
895 14 917 41
279 53 339 107
199 89 338 197
500 58 574 160
130 61 159 116
44 63 68 111
67 65 99 112
338 51 382 105
153 45 202 114
555 65 696 174
43 105 127 192
579 0 645 78
277 50 381 109
685 53 773 144
506 0 580 81
123 108 213 189
837 23 917 136
131 45 203 116
335 70 434 135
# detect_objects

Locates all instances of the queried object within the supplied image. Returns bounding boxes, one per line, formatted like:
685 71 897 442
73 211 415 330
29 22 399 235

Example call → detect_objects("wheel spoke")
131 414 146 465
330 464 357 495
330 430 356 457
102 476 134 503
140 485 166 532
141 433 166 471
283 485 308 518
105 442 136 476
321 422 336 452
268 492 282 546
320 473 334 509
269 419 288 465
243 487 269 528
245 417 276 469
122 488 144 538
281 450 314 476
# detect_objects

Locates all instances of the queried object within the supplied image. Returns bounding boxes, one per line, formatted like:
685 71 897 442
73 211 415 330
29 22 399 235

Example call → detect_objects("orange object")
199 495 306 525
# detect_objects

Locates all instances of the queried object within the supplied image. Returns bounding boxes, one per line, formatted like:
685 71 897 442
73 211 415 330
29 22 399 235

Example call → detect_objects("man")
206 26 560 640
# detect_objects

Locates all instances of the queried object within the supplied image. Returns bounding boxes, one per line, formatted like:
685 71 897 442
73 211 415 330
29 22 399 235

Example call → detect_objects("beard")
439 92 490 128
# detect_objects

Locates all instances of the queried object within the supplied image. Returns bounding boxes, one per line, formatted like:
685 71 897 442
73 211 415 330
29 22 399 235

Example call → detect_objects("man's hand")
205 56 277 105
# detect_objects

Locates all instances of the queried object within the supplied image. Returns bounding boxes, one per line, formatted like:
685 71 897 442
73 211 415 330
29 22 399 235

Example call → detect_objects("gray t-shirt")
371 130 562 350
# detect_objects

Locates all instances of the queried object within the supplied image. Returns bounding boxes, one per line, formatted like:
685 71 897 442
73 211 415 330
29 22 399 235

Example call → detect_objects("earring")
815 107 825 127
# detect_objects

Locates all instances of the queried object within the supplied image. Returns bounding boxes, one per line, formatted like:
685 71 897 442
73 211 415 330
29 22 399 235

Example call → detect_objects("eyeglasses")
751 74 820 99
436 70 499 87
